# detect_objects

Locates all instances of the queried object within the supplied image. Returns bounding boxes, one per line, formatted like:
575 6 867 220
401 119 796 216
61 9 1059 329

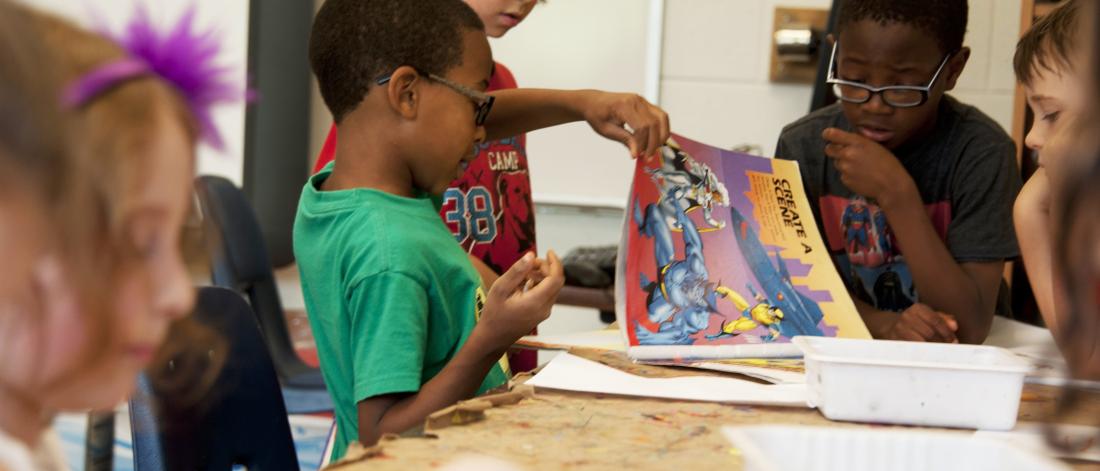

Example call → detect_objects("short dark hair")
1014 0 1081 86
837 0 968 55
309 0 484 123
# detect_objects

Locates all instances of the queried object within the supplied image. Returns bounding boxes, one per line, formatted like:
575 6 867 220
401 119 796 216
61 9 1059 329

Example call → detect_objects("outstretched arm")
485 89 669 158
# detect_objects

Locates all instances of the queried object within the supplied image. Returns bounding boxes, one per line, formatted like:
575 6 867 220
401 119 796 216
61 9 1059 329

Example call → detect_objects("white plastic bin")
723 426 1069 471
792 336 1031 430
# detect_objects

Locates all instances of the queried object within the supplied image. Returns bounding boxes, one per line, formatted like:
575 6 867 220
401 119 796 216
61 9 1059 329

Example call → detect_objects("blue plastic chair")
194 176 332 413
129 286 300 470
194 175 325 391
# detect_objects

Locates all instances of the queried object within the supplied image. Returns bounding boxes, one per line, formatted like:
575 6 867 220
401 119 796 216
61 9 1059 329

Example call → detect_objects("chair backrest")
193 175 301 372
130 286 300 471
194 175 277 292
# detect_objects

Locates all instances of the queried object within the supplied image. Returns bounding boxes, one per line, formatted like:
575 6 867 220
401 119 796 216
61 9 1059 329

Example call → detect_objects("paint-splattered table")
328 348 1100 470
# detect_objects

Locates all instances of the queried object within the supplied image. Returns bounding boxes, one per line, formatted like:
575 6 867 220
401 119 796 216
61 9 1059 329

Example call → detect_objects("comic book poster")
616 134 870 360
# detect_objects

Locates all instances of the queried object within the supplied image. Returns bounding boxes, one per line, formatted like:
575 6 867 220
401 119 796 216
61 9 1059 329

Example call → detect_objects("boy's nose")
1025 127 1044 152
860 93 892 115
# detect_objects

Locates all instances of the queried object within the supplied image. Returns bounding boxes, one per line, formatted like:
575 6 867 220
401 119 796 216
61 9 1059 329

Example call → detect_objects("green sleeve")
347 271 429 402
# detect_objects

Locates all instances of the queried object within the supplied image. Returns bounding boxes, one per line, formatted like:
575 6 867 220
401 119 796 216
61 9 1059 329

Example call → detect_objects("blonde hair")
30 9 197 234
0 0 84 377
0 2 69 201
19 6 223 396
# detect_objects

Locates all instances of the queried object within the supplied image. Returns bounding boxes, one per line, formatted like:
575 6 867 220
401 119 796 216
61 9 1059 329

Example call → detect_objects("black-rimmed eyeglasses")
826 41 952 109
377 70 495 126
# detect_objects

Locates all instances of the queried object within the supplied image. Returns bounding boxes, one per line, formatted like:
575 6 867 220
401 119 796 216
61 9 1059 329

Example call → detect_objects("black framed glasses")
377 70 495 126
826 41 952 108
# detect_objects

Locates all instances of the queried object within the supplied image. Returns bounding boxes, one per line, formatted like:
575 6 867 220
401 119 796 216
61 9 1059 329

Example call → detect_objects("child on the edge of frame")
1050 124 1100 381
297 0 669 461
1021 0 1100 380
775 0 1021 345
0 3 245 470
310 0 664 374
1013 0 1094 355
0 5 79 466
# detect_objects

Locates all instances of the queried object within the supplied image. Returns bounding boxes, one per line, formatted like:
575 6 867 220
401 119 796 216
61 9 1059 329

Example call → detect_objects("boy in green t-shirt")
297 0 670 461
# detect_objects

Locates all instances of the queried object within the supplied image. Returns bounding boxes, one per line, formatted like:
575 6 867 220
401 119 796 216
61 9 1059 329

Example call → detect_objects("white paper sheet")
725 426 1072 471
983 316 1057 350
526 352 810 407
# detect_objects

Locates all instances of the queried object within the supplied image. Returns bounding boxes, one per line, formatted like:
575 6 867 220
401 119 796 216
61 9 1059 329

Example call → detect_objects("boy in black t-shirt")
776 0 1020 344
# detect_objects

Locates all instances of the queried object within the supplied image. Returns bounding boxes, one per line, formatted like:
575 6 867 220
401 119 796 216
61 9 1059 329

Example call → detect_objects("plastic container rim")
792 336 1032 374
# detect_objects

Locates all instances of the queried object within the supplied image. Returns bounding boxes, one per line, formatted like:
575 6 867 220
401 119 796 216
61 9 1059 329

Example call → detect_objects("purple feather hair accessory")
62 59 149 109
64 5 250 150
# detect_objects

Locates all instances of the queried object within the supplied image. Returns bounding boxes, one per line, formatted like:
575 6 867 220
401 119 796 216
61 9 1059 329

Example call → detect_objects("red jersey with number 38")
438 63 535 275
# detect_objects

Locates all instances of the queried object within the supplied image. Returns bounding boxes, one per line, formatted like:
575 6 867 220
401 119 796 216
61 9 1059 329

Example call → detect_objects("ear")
942 46 971 91
384 65 422 120
826 33 836 47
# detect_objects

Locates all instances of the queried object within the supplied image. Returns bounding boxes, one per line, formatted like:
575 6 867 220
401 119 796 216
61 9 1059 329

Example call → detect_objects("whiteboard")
20 0 250 186
490 0 656 208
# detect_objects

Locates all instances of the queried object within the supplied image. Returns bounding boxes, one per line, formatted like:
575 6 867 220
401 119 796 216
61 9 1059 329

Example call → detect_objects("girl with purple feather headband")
0 3 246 468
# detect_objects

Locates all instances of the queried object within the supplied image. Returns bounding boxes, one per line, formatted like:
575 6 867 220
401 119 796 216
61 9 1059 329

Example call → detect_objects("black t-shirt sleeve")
775 124 824 202
945 135 1021 262
775 133 793 161
775 133 799 183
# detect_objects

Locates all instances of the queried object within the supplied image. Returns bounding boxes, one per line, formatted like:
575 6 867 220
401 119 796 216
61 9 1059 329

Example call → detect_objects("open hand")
581 91 670 159
478 251 564 345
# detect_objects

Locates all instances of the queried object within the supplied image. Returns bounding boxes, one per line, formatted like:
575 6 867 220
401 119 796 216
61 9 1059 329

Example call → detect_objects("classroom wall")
489 0 655 208
19 0 251 186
